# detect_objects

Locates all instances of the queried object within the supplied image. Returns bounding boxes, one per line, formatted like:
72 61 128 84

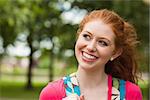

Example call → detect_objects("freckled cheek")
98 48 114 58
75 39 86 49
75 41 87 58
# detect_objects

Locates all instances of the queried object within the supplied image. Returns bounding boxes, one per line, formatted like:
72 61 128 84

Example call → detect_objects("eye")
83 34 91 41
98 40 108 47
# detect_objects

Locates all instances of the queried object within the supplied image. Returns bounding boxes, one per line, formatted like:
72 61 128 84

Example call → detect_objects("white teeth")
83 52 96 59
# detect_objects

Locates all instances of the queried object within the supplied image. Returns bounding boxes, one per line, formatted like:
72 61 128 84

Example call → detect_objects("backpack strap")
119 79 126 100
63 73 81 96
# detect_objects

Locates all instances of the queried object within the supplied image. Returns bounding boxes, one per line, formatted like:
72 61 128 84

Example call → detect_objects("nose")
86 40 97 52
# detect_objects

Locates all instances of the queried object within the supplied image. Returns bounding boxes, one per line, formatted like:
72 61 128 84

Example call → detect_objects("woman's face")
75 20 118 71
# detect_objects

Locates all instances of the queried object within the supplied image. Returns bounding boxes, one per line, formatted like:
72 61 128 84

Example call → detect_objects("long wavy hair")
77 9 140 83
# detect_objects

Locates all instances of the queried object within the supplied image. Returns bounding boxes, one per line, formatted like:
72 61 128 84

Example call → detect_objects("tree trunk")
49 50 54 82
0 52 5 78
0 56 2 78
49 41 54 82
26 34 34 89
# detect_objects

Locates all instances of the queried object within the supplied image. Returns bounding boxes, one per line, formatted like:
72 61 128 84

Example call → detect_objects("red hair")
77 9 140 83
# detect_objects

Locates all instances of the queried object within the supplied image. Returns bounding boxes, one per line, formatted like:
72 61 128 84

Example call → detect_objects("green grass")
0 80 47 100
138 80 149 100
141 86 149 100
0 80 149 100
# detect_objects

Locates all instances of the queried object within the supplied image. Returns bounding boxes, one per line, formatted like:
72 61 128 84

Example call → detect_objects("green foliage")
112 1 149 46
138 80 149 100
0 0 17 48
38 54 50 68
72 1 113 11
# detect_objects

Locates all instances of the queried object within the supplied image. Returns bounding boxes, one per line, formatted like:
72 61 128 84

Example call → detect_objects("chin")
78 61 98 71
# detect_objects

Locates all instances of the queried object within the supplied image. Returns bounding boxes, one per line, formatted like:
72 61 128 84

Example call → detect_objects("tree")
0 0 23 78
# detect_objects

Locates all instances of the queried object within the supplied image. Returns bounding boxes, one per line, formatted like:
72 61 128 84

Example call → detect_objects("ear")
111 48 123 61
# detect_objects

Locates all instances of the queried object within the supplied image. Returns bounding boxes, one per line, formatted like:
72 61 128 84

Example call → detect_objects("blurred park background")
0 0 149 100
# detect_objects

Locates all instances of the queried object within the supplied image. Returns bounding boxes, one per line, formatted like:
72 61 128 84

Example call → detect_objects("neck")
76 66 108 89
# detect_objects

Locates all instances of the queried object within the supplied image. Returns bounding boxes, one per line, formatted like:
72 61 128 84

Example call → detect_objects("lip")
81 51 98 62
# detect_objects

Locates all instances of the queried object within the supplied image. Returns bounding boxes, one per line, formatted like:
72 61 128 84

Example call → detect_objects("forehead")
82 20 116 41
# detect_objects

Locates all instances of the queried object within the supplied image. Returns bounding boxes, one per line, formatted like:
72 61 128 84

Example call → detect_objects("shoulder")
126 81 143 100
39 79 66 100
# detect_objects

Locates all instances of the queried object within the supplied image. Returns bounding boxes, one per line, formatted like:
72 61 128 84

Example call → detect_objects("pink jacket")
39 78 142 100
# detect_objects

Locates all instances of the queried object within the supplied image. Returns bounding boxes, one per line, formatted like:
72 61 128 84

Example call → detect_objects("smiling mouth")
82 51 98 62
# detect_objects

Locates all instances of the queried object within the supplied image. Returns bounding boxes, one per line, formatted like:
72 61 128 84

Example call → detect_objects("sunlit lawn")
0 80 46 100
0 79 149 100
0 65 78 100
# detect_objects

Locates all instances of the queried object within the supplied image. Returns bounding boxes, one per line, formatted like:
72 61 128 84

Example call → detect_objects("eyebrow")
84 31 112 45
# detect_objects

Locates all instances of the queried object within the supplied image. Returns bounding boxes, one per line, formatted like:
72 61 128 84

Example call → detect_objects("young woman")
39 9 142 100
